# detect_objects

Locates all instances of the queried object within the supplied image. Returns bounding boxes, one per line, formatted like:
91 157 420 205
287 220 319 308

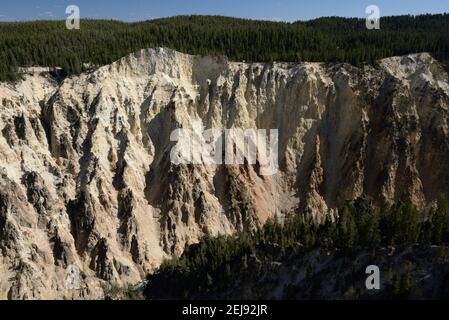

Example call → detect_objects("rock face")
0 48 448 299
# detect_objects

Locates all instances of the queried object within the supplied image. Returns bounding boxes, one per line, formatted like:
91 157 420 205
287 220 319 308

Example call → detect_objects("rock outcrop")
0 48 448 299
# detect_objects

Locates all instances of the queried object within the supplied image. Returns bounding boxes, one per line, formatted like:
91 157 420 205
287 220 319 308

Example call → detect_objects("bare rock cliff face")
0 48 448 299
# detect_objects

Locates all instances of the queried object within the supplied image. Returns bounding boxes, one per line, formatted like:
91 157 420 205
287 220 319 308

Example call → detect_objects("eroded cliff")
0 48 448 299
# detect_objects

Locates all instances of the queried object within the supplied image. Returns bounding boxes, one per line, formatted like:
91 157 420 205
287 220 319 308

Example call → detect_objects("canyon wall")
0 48 448 298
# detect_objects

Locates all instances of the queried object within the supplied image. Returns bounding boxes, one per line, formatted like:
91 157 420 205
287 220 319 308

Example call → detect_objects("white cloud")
38 11 56 18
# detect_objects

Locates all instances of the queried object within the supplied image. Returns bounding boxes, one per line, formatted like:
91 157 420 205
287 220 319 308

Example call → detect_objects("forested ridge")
1 14 449 82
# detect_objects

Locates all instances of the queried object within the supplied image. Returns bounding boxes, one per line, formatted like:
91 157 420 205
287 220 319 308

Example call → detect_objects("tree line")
1 14 449 82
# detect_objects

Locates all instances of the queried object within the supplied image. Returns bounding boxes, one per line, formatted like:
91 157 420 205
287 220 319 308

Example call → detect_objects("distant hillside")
0 14 449 81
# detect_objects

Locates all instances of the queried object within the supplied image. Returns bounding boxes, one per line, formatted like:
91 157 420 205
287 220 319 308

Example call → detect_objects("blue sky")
0 0 448 22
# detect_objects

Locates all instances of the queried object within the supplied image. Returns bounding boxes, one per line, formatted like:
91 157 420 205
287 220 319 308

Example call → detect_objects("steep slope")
0 48 448 299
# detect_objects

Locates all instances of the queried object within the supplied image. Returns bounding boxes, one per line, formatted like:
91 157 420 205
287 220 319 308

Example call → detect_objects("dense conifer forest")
0 14 448 82
143 200 449 299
